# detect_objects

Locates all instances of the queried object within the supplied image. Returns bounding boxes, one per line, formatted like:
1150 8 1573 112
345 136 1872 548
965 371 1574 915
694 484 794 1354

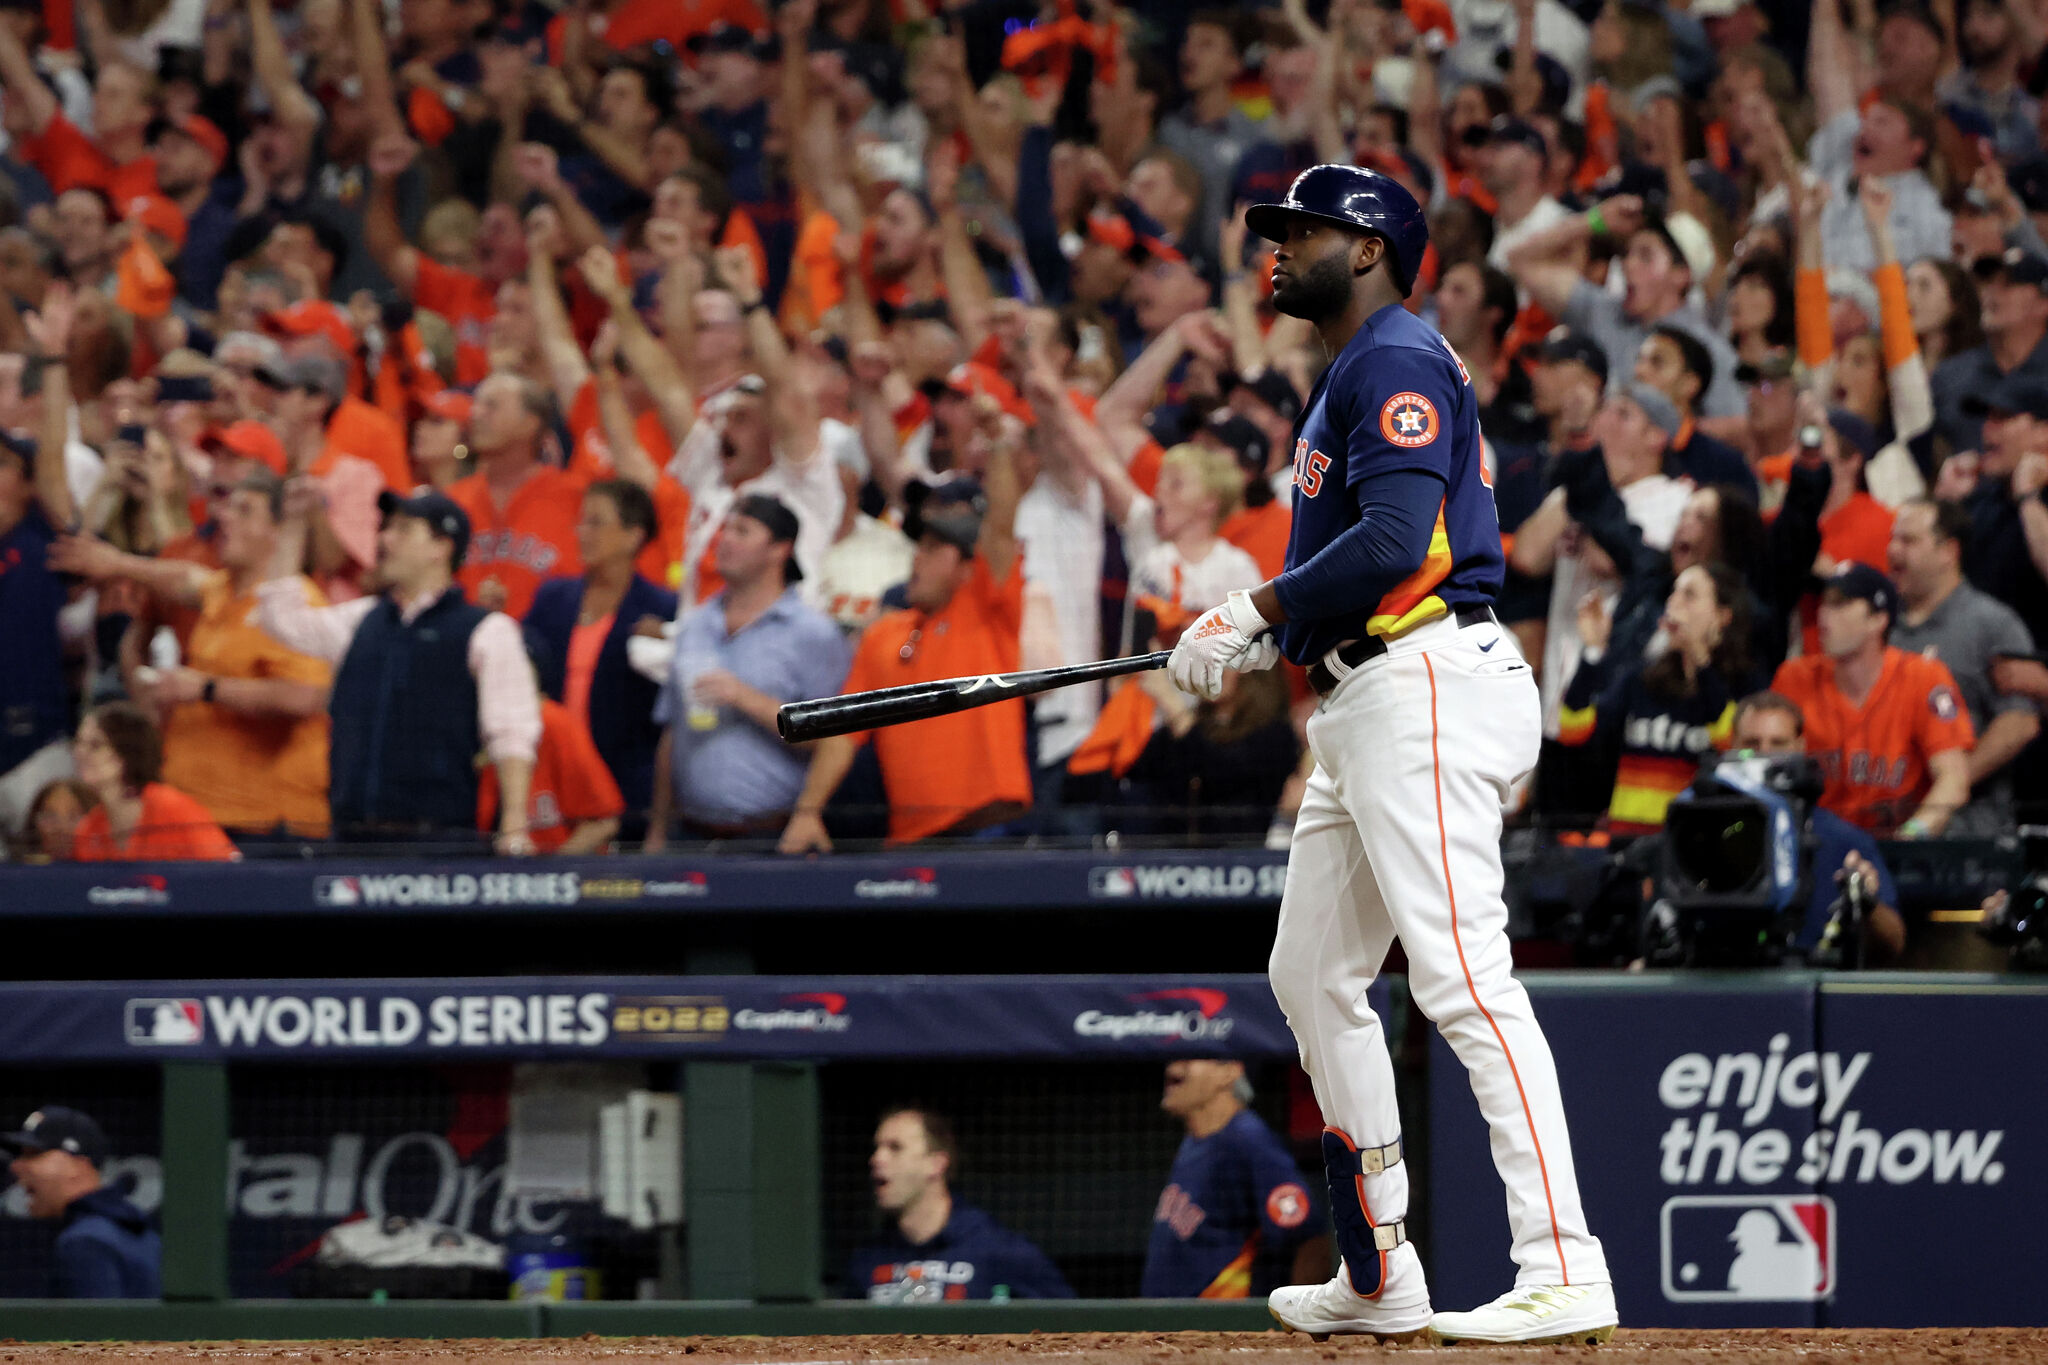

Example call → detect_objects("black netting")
820 1059 1307 1299
226 1062 659 1299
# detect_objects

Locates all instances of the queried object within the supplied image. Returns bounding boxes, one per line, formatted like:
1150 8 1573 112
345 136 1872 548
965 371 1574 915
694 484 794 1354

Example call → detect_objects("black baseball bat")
776 651 1173 743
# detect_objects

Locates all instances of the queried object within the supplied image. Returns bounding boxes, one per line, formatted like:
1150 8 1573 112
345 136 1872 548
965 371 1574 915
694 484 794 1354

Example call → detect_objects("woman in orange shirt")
69 702 239 862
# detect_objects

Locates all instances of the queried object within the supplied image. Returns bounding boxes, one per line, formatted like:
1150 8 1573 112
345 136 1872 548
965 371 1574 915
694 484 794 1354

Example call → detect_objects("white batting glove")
1168 590 1280 700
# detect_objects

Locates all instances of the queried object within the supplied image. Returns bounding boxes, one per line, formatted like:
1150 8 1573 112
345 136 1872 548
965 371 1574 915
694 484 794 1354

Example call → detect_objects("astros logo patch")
1267 1183 1311 1229
1380 392 1439 447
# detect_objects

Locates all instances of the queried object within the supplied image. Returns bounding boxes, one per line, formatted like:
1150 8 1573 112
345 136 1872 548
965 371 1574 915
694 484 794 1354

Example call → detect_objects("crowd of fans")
7 0 2048 861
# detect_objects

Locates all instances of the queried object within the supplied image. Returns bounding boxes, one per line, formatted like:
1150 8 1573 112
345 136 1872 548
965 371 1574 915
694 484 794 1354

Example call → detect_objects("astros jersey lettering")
1140 1110 1317 1298
846 1203 1073 1303
1276 302 1502 665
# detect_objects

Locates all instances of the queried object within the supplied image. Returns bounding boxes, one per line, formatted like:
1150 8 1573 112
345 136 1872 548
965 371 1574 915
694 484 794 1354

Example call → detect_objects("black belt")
1307 607 1496 696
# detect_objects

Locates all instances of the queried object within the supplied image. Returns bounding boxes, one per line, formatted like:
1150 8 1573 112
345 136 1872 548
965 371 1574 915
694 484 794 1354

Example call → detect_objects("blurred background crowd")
6 0 2048 874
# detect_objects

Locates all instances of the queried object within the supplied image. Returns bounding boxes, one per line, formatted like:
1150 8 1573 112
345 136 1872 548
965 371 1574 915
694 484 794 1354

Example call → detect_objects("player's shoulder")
1213 1107 1288 1155
1334 310 1461 388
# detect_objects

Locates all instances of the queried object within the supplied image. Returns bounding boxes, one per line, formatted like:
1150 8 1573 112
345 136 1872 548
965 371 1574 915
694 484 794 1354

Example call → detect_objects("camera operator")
1703 693 1907 961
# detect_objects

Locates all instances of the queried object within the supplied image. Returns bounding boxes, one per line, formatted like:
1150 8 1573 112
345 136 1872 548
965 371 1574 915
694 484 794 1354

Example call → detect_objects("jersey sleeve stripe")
1367 504 1453 638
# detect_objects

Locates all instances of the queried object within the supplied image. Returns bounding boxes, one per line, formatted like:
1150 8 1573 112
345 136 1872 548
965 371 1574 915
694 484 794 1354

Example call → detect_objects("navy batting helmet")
1245 165 1430 296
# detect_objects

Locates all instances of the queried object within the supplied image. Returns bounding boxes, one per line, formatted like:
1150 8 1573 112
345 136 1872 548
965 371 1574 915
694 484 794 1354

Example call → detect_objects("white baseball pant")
1269 611 1608 1291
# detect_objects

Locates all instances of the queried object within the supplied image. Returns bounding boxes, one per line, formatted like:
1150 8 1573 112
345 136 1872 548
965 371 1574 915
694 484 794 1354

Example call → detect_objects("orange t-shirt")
1771 647 1976 834
449 465 590 619
412 256 498 387
565 614 611 730
17 114 158 201
315 396 412 494
1221 499 1291 580
73 783 240 861
160 572 334 836
1798 493 1898 654
137 532 223 653
564 379 693 589
840 557 1031 843
477 698 625 853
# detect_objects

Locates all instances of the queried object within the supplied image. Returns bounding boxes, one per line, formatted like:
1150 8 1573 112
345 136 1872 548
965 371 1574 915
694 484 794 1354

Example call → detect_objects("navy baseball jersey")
1274 302 1503 665
1139 1110 1319 1298
846 1203 1075 1302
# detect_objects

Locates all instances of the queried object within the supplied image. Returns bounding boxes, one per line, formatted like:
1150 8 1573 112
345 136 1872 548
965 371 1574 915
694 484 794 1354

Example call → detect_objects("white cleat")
1428 1281 1618 1346
1268 1269 1433 1342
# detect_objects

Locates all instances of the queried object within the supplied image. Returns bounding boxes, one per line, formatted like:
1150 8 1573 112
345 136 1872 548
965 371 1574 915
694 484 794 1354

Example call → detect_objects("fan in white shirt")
667 248 848 604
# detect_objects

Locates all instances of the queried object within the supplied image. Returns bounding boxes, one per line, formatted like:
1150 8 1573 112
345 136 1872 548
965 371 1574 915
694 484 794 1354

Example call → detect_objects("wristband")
1898 817 1930 839
202 677 217 703
1586 205 1608 236
742 298 768 314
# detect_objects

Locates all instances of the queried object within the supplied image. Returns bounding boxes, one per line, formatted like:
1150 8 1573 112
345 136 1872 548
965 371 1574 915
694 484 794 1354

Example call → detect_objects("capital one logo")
1660 1194 1835 1302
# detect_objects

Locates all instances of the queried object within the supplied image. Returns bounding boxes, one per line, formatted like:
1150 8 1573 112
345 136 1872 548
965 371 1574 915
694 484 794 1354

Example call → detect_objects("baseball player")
1141 1060 1320 1299
1166 165 1615 1346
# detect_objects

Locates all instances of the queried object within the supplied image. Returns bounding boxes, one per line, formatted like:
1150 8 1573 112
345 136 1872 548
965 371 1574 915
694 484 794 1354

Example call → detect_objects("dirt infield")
7 1330 2044 1365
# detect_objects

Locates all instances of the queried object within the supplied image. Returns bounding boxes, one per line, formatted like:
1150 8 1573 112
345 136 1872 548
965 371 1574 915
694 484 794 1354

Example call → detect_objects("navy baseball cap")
378 487 472 569
1 1107 110 1165
1485 116 1548 159
1535 327 1608 384
1972 247 2048 293
902 477 985 556
1962 370 2048 418
1202 411 1271 476
1230 368 1302 425
1826 407 1880 461
1822 562 1900 622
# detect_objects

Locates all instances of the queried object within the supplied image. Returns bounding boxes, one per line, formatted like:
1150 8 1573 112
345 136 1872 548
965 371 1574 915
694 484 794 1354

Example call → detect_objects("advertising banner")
0 975 1301 1063
3 852 1292 918
1426 975 2044 1328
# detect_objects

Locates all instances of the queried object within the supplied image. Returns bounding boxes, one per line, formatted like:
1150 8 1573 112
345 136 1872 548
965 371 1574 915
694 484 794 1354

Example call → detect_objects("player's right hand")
779 811 833 855
1168 590 1279 700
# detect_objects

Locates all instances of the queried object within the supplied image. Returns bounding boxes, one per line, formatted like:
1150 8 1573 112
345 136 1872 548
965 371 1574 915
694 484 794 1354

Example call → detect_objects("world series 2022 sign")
0 975 1304 1063
1426 976 2045 1327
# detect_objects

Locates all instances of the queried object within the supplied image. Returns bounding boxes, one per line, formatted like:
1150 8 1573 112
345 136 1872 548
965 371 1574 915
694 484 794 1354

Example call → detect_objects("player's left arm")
1248 358 1460 626
1246 1135 1319 1251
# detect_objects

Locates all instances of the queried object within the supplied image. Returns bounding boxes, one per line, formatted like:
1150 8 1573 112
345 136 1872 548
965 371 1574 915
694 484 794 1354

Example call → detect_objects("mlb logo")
1660 1195 1835 1302
1090 867 1135 898
125 999 203 1046
315 876 360 906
